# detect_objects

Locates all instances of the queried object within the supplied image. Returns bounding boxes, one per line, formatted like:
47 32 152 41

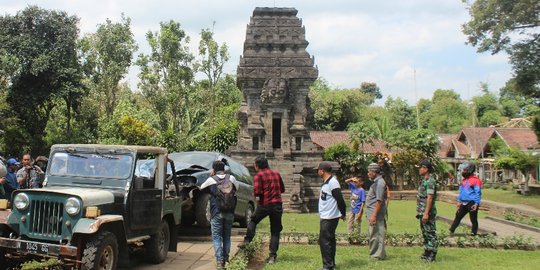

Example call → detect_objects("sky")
2 0 513 105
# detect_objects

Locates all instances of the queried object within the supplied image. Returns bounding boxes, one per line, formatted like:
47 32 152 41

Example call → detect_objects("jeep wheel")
239 203 254 228
81 231 118 270
195 193 211 227
145 220 170 264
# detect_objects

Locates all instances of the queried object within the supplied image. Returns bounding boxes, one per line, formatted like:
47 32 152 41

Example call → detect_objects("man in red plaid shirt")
242 156 285 264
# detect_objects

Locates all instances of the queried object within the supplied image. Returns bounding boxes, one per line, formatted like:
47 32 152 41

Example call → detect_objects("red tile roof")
310 131 395 154
495 128 540 150
310 131 350 149
438 134 454 157
452 139 471 157
458 128 496 158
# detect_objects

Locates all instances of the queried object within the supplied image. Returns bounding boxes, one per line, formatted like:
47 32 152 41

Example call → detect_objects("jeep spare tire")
81 231 118 270
195 193 212 227
145 219 170 264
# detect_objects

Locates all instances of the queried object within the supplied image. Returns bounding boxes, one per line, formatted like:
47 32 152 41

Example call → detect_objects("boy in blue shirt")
345 176 365 233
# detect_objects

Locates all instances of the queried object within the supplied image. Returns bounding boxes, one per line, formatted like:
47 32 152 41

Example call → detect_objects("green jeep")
0 144 182 269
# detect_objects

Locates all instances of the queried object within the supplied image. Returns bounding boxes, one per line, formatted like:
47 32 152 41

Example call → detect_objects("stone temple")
228 7 323 212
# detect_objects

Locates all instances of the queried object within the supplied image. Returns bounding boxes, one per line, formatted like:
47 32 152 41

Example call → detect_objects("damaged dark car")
169 152 255 228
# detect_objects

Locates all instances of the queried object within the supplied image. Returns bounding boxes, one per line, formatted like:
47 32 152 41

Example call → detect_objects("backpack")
213 174 237 212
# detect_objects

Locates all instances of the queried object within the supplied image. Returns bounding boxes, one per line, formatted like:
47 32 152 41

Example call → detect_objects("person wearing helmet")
449 162 482 236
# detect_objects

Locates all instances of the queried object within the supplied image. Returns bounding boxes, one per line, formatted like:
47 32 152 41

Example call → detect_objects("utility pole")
414 68 420 129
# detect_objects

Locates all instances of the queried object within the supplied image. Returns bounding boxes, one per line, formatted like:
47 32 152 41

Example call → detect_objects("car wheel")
145 219 170 264
239 203 254 228
195 193 212 227
81 231 118 270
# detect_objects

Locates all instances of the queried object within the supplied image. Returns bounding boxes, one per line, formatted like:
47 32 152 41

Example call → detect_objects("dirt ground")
247 243 269 270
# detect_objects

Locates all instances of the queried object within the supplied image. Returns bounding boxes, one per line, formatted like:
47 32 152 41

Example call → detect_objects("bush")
19 259 62 270
502 235 536 251
227 236 263 270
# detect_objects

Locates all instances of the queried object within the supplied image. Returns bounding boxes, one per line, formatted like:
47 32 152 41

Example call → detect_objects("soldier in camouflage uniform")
416 160 438 262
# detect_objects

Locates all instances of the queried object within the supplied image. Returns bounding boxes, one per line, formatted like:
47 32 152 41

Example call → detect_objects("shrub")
227 236 263 270
19 259 62 270
502 235 536 251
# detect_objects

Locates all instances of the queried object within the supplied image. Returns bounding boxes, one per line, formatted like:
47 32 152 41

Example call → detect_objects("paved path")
439 216 540 244
132 236 243 270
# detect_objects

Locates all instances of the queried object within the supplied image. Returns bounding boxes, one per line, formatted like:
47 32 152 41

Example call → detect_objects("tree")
359 82 382 100
347 122 378 151
384 96 416 129
462 0 540 98
0 6 83 155
98 95 160 146
495 148 539 195
386 128 440 190
81 15 138 117
137 20 196 150
426 89 469 133
196 26 230 89
309 79 373 130
196 26 231 126
471 90 507 126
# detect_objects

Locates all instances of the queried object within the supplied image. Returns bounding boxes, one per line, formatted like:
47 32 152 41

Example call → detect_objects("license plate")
18 241 57 255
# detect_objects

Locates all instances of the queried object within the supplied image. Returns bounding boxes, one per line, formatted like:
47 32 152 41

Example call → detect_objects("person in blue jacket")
449 162 482 235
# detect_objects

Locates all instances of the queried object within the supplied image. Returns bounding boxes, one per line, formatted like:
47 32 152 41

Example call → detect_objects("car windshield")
169 152 216 169
49 152 133 179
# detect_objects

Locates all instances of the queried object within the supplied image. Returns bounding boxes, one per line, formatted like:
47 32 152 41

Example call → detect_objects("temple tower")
229 7 323 212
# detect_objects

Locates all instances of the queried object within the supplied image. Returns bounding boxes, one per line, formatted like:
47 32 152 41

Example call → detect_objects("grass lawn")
262 244 540 270
258 201 486 234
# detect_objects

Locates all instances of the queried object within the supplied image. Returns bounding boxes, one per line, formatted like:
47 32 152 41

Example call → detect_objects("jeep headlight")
14 193 29 211
65 197 81 216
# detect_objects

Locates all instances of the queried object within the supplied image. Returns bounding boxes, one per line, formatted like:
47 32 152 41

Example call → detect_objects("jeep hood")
36 187 115 205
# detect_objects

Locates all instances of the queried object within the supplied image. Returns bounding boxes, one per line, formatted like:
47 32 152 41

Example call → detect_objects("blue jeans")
211 212 235 261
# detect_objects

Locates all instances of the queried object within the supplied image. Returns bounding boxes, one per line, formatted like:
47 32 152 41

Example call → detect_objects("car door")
129 159 162 233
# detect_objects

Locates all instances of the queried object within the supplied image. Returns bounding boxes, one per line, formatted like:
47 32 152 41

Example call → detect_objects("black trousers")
449 202 479 235
244 203 283 257
319 218 339 270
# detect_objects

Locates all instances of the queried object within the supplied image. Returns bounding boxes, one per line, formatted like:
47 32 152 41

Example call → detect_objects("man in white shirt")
317 161 346 270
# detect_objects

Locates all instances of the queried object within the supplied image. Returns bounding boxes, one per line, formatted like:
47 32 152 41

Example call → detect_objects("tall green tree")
426 89 469 133
309 79 373 130
196 26 230 126
462 0 539 98
359 82 382 99
0 6 83 155
495 147 539 195
196 26 230 89
137 20 196 150
385 96 416 129
81 14 138 117
471 89 506 127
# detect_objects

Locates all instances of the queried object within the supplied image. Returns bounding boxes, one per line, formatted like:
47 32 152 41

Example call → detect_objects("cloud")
2 0 512 106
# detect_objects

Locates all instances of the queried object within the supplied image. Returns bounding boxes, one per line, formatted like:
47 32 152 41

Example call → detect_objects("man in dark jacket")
200 160 239 269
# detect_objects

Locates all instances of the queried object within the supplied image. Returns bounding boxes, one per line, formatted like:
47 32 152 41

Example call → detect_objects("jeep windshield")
49 152 133 179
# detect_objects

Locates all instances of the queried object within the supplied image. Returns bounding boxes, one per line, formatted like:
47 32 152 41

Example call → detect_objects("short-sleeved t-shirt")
365 175 387 221
348 183 365 214
416 175 437 216
319 176 342 219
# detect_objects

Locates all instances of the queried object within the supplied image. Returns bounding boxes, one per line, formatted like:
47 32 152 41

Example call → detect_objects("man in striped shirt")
242 156 285 264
